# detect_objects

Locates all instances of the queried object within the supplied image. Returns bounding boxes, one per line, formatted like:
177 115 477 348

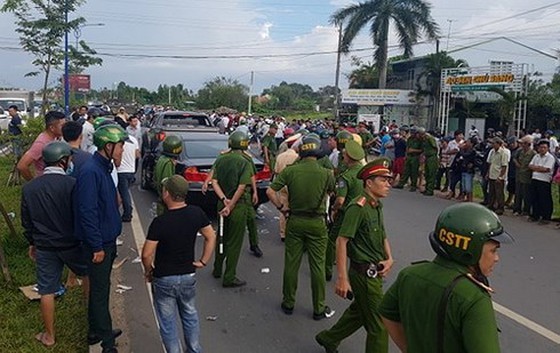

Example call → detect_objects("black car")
141 131 271 216
141 110 213 155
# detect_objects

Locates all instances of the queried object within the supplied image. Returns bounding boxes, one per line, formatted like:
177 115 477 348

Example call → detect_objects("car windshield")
0 100 25 111
162 114 210 127
183 139 228 159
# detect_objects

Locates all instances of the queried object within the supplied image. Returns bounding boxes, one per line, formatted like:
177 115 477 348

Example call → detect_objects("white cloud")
259 22 273 40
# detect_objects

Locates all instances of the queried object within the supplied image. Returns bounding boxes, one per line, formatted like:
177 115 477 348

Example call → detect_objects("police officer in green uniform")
261 123 278 171
266 134 336 320
395 127 423 191
211 131 253 287
153 135 183 197
379 203 514 353
357 121 375 160
325 140 365 281
335 130 353 176
419 128 439 196
316 157 395 353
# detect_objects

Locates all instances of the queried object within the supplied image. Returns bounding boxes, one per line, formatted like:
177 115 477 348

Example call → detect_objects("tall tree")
1 0 100 109
196 77 248 111
331 0 439 89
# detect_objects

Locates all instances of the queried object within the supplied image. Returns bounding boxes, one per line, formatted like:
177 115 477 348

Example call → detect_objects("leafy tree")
331 0 439 89
347 56 380 88
1 0 101 111
196 77 248 111
68 40 102 74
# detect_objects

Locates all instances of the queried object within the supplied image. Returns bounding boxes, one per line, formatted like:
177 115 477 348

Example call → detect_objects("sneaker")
250 245 263 258
512 212 520 216
313 306 335 321
116 238 124 246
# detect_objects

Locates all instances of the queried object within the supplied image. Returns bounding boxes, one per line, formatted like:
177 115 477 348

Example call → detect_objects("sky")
0 0 559 94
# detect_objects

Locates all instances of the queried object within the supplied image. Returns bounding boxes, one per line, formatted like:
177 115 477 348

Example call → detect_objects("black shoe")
315 333 338 353
223 278 246 288
393 185 403 189
101 347 118 353
212 269 222 278
325 273 332 282
281 237 285 243
281 303 293 315
250 245 263 258
313 306 335 321
409 187 417 192
87 329 123 345
121 217 132 223
423 191 434 196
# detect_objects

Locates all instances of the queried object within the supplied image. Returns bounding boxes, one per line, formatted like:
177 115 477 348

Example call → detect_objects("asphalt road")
115 184 560 353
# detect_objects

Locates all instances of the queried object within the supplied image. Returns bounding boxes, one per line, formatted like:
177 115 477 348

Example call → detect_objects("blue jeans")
461 172 473 193
152 274 201 353
117 172 135 219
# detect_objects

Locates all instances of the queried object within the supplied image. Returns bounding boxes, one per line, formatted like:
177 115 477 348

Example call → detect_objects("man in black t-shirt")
142 175 216 353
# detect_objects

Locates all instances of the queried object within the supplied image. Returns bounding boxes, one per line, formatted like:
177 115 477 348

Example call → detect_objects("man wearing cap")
316 157 394 353
485 137 509 215
325 140 365 281
274 134 302 242
395 127 423 191
261 123 278 171
513 135 536 216
266 134 335 320
379 203 514 353
142 175 216 353
528 139 556 224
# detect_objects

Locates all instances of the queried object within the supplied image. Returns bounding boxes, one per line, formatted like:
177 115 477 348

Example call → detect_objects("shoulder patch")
356 196 367 207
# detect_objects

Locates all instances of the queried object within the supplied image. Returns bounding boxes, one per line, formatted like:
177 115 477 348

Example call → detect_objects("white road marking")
493 301 560 345
129 197 165 349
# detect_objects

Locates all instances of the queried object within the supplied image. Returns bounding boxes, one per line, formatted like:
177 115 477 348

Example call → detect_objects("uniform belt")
289 211 324 218
350 261 382 278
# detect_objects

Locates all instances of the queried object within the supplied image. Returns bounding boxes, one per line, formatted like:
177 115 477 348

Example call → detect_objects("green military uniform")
241 151 259 249
318 155 335 170
270 158 335 316
358 130 374 156
325 141 364 280
261 133 278 171
378 203 514 353
397 136 422 190
316 193 389 353
212 151 253 286
379 257 500 353
422 134 439 195
153 155 175 196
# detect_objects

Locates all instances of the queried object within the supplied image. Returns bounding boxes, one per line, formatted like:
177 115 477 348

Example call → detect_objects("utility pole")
334 24 342 121
168 86 171 106
248 71 254 115
64 0 69 116
446 19 455 52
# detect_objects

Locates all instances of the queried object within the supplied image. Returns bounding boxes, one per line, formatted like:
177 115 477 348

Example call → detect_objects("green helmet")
296 128 309 136
336 130 353 150
429 203 514 266
228 131 249 150
162 135 183 157
42 141 72 164
93 117 108 130
93 124 129 149
298 133 321 158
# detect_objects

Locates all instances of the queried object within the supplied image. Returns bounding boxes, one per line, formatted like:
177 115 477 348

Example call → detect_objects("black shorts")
35 246 88 295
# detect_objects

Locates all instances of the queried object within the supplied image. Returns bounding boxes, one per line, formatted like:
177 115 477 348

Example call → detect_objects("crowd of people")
17 107 522 353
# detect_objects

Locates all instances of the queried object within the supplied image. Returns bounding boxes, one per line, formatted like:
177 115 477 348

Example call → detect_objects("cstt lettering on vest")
438 228 471 250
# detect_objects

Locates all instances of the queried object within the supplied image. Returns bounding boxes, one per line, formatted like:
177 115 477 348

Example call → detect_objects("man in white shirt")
117 135 140 222
486 137 509 215
80 115 95 153
528 139 556 224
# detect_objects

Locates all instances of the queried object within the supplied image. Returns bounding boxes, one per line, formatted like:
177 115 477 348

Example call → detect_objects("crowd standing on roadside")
25 105 560 352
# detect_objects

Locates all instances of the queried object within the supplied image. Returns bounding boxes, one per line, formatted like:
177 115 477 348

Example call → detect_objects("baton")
219 214 224 255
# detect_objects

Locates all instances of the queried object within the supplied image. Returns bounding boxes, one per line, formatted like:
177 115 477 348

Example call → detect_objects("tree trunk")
378 41 388 89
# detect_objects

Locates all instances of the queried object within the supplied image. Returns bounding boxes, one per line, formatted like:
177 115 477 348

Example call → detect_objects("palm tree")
331 0 440 89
